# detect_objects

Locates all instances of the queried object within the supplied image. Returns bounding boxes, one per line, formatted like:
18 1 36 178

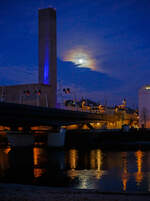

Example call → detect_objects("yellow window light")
145 86 150 90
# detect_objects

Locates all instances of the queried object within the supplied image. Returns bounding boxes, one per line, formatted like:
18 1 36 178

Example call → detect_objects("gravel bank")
0 183 150 201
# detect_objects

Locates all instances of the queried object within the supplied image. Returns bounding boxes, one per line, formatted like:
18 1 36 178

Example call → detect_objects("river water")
0 146 150 192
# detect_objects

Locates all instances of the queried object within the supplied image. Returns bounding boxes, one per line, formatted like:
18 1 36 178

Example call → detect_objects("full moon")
63 48 96 70
78 58 84 65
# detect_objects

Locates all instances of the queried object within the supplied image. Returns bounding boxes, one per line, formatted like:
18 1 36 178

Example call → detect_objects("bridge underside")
0 102 104 127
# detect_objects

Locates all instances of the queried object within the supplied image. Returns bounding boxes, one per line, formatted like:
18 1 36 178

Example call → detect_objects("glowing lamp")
145 86 150 90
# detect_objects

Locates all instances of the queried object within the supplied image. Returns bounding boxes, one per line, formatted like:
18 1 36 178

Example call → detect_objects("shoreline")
0 183 150 201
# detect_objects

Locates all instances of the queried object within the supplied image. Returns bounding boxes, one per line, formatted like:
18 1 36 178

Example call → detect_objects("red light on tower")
35 89 41 95
63 88 71 94
37 90 41 95
24 90 30 96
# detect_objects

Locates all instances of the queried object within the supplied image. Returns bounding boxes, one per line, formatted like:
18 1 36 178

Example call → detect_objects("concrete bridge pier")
10 125 18 132
47 126 66 147
7 124 66 148
7 126 34 147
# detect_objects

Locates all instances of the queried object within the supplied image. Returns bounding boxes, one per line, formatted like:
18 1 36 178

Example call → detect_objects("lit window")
145 86 150 90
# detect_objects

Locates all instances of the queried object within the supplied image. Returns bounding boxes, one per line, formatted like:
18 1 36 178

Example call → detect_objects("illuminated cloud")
57 59 122 104
63 48 97 70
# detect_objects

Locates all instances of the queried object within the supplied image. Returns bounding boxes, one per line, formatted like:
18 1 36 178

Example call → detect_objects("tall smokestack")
38 8 57 92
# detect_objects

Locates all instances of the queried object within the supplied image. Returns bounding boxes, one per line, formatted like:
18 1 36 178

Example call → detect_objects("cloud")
112 0 137 11
57 59 124 104
57 59 150 107
0 59 143 107
57 59 121 91
63 47 97 70
0 65 38 85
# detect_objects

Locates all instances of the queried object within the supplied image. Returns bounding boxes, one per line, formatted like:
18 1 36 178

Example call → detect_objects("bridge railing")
58 105 105 114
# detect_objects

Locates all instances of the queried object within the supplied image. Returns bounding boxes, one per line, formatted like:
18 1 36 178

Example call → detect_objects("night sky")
0 0 150 107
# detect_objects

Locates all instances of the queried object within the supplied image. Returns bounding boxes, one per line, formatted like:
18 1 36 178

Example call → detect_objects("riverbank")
0 183 150 201
65 129 150 148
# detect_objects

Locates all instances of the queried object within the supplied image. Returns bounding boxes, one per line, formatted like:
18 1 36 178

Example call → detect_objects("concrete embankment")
65 129 150 148
0 183 150 201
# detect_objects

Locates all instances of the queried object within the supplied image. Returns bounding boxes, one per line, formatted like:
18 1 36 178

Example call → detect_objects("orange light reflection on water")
33 147 47 178
67 149 104 187
134 150 144 185
121 152 129 191
66 149 78 180
0 147 11 177
68 149 78 170
90 149 103 179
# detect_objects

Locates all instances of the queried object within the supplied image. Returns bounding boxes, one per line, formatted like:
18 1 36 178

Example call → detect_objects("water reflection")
66 149 146 190
68 149 78 170
121 152 129 191
0 147 34 183
0 147 11 177
0 146 148 192
33 147 47 178
33 147 68 186
134 150 144 185
67 149 105 189
90 149 103 179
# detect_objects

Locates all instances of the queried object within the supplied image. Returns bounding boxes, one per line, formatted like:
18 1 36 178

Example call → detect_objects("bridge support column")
10 125 18 132
47 127 66 147
7 126 34 147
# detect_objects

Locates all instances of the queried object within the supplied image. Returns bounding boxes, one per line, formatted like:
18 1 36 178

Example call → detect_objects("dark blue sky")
0 0 150 106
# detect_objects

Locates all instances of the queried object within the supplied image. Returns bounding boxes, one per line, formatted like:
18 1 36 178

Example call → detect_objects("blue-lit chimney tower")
38 8 57 99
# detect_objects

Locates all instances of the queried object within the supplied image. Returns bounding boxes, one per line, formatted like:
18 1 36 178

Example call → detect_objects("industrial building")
139 85 150 128
0 8 57 108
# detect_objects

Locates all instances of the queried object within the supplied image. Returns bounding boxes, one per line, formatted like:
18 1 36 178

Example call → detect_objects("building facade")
0 8 57 108
139 85 150 128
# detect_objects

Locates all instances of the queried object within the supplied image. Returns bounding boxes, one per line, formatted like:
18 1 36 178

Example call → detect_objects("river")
0 145 150 192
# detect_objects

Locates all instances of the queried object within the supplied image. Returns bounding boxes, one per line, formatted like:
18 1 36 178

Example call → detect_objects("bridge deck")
0 102 104 126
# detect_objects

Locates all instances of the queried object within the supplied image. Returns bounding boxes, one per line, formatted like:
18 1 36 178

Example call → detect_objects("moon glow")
63 48 96 70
